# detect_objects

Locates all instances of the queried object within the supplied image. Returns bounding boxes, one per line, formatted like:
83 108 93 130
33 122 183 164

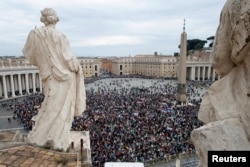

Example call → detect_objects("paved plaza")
0 98 27 132
85 78 208 100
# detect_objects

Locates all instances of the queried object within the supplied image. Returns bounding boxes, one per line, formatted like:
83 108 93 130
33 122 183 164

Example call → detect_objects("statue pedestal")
70 131 92 165
14 130 92 166
191 118 250 167
11 131 92 167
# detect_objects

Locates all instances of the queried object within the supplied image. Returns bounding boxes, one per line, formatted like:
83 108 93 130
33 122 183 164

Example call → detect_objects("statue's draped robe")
23 26 86 150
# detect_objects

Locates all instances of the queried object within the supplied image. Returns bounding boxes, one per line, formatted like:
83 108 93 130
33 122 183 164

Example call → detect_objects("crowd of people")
5 78 211 167
9 94 44 130
73 78 206 166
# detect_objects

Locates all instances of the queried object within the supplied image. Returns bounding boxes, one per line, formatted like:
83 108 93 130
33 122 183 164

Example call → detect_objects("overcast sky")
0 0 227 57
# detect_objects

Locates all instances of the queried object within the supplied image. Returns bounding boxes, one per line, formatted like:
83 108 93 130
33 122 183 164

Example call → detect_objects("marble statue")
23 8 86 151
191 0 250 166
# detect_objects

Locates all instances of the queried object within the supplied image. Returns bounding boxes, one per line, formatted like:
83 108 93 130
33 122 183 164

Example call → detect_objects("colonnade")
0 60 219 100
0 69 42 99
186 66 220 81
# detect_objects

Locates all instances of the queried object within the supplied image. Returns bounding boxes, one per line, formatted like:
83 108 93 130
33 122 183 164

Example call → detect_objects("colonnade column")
25 73 29 94
32 73 36 93
39 75 43 93
202 67 205 81
10 74 16 97
18 74 22 96
2 75 8 99
212 69 216 81
191 66 195 80
197 67 200 81
208 67 211 80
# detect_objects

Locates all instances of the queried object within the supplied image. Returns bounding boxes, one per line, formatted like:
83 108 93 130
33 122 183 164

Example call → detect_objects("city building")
110 48 219 81
100 58 113 74
111 57 135 76
111 54 177 78
0 49 219 99
78 57 102 78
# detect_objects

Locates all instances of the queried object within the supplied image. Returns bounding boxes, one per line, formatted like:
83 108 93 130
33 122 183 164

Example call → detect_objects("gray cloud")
0 0 227 57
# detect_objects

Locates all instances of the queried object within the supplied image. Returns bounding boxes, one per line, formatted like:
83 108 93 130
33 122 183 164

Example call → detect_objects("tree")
207 36 215 47
178 39 207 51
187 39 207 51
174 52 179 57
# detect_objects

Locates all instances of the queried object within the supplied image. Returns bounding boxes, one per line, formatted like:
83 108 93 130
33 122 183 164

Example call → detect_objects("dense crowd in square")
5 77 211 167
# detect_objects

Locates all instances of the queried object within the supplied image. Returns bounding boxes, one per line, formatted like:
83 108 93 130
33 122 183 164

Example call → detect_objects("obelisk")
177 20 187 104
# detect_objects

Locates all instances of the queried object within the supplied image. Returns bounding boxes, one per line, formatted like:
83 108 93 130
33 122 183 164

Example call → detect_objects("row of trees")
178 36 215 51
174 36 214 56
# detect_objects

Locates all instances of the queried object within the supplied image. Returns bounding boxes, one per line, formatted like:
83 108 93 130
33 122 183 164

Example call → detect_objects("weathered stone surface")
70 131 90 151
0 131 15 142
0 145 78 167
70 131 92 165
191 118 250 167
192 1 250 166
211 0 250 77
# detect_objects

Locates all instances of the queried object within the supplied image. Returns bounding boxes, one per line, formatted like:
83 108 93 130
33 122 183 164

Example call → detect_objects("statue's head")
40 8 59 26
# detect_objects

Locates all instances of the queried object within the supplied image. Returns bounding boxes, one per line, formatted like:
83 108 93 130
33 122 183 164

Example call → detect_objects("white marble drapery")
23 25 86 151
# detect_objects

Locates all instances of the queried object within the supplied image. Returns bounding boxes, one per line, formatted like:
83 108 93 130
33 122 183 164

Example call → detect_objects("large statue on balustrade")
23 8 86 151
191 0 250 166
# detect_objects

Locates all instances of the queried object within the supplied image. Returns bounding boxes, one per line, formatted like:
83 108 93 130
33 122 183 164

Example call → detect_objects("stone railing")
144 150 198 167
186 55 211 64
0 59 34 68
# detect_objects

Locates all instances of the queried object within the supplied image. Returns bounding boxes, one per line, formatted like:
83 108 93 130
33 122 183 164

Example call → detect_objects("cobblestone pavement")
0 145 79 167
0 131 16 141
0 131 80 167
0 131 24 150
0 97 26 131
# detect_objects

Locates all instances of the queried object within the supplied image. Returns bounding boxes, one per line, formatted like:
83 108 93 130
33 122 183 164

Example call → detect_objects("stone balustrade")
0 58 35 68
0 59 41 99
